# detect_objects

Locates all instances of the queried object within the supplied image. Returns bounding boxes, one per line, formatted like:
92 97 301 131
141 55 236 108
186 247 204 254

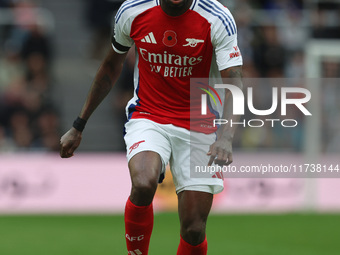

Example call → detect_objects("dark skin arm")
60 49 127 158
207 65 243 166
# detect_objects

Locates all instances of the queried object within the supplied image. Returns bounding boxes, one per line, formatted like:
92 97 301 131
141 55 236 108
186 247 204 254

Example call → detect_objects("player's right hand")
59 128 82 158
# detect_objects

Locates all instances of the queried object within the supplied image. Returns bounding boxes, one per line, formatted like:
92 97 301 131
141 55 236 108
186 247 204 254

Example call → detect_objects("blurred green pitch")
1 213 340 255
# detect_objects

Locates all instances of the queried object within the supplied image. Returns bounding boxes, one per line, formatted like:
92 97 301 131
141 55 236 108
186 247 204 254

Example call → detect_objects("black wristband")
73 117 87 132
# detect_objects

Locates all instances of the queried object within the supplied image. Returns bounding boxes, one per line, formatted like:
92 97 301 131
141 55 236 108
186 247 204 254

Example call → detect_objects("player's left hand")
207 139 233 166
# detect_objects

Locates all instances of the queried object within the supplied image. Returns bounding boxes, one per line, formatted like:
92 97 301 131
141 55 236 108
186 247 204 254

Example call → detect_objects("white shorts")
124 119 224 194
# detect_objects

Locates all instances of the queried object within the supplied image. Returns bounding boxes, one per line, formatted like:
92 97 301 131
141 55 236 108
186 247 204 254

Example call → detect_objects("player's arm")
78 49 127 121
60 49 127 158
207 65 243 166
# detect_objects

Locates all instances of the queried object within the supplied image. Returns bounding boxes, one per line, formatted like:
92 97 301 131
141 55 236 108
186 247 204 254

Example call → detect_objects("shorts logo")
183 38 204 47
163 30 177 47
212 172 224 180
129 140 145 154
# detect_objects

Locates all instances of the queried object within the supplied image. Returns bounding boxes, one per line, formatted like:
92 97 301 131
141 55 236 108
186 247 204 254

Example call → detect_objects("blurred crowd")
0 0 339 152
232 0 340 152
0 0 59 152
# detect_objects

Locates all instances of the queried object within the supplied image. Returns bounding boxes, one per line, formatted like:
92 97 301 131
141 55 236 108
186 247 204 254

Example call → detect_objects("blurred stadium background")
0 0 340 254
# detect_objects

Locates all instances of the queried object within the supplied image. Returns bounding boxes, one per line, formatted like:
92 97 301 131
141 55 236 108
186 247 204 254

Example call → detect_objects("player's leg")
165 125 223 255
129 151 162 206
176 190 213 255
124 151 162 255
124 119 171 255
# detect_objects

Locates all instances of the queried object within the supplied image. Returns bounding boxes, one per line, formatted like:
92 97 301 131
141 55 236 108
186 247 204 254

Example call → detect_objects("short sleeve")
111 6 135 54
212 9 243 70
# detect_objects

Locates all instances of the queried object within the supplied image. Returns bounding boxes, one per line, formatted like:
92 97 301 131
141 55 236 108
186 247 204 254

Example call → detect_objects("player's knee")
132 177 158 196
128 153 162 204
130 166 159 204
130 179 157 206
181 219 206 245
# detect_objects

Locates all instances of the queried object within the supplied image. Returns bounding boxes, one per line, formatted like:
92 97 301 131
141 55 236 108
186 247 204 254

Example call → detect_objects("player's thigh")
128 151 162 187
169 128 224 194
124 119 171 184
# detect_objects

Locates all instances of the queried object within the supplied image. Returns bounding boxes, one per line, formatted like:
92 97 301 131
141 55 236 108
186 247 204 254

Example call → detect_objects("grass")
0 213 339 255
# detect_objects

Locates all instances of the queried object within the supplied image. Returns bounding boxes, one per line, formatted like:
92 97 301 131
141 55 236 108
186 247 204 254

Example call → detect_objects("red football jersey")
112 0 242 133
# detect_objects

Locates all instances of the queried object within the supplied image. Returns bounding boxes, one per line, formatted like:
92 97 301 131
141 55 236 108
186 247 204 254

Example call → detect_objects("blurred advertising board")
0 153 339 214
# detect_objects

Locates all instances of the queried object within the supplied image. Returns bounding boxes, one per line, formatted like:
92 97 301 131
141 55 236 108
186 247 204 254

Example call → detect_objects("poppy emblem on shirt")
163 30 177 47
